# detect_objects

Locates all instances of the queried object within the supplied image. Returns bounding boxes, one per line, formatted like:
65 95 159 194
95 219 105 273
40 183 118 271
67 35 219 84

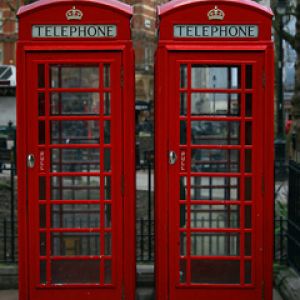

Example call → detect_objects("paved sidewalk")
0 289 284 300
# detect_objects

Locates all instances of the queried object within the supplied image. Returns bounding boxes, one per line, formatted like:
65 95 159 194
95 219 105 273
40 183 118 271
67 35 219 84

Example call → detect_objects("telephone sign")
17 1 135 300
155 1 274 300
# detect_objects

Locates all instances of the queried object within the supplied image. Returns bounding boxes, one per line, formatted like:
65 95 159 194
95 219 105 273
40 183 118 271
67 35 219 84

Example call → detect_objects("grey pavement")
0 289 284 300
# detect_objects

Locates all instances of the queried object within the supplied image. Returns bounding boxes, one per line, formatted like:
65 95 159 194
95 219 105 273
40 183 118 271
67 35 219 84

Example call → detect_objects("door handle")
169 151 177 165
27 154 35 168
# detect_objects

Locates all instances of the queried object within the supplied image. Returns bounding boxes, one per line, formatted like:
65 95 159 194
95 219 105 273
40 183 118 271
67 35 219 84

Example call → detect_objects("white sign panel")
174 25 259 38
32 25 117 38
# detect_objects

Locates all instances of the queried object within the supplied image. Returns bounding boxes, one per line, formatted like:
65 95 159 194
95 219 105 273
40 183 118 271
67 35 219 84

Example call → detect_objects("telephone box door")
166 51 265 300
25 51 124 300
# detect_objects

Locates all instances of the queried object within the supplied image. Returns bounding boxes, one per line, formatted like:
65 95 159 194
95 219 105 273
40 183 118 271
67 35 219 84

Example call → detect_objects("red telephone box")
155 0 274 299
17 1 135 299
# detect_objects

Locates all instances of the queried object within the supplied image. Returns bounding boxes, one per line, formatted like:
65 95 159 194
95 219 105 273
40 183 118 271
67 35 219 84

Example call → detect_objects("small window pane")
105 204 111 228
104 149 111 171
103 64 110 88
51 232 100 256
39 121 45 144
39 177 46 200
104 93 111 115
40 260 46 284
245 260 252 284
104 233 112 255
246 65 253 89
51 148 100 173
192 93 240 116
180 232 186 255
51 120 100 144
104 176 111 200
190 205 240 228
245 94 252 116
191 121 240 145
191 149 240 173
50 65 99 89
180 120 187 145
38 65 45 88
179 259 187 283
51 93 99 115
180 65 187 88
104 260 112 284
245 177 252 201
190 233 240 256
51 204 100 228
180 177 187 200
40 233 46 256
51 260 100 284
191 176 239 201
191 260 240 284
180 205 187 228
51 176 100 200
245 150 252 173
104 121 111 144
180 93 187 116
191 65 240 89
245 122 252 145
245 233 251 256
40 205 46 228
39 93 45 116
245 206 252 228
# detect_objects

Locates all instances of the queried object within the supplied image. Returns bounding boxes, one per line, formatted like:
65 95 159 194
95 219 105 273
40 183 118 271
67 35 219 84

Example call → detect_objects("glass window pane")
245 122 252 145
191 121 240 145
245 94 252 116
40 260 46 284
180 177 187 200
104 121 111 144
180 64 187 88
39 121 45 144
40 205 46 228
245 177 252 201
40 233 46 256
104 93 111 115
51 148 100 173
39 93 45 116
180 205 187 228
39 177 46 200
179 259 187 283
190 233 240 256
180 93 187 116
245 233 251 256
245 205 252 228
51 176 100 200
191 149 240 173
246 65 253 89
104 260 112 284
51 93 99 115
51 260 100 284
51 232 100 256
105 204 111 228
190 205 240 228
104 232 112 255
180 120 187 145
51 204 100 228
192 93 240 116
104 176 111 200
191 176 239 201
50 65 99 88
191 65 240 89
51 120 100 144
103 64 110 88
245 260 252 284
245 149 252 173
180 232 186 255
104 148 111 171
191 260 240 284
38 65 45 88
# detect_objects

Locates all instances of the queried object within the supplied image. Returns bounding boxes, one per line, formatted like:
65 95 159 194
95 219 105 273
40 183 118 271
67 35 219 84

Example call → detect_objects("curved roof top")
18 0 133 17
158 0 273 17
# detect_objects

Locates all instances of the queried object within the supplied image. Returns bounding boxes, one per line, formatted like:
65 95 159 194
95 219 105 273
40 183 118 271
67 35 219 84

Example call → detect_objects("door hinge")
121 66 124 87
262 281 265 300
121 175 125 197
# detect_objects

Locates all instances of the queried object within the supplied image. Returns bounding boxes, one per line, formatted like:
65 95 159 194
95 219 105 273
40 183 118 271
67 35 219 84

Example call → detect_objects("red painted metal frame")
17 1 135 300
155 1 274 300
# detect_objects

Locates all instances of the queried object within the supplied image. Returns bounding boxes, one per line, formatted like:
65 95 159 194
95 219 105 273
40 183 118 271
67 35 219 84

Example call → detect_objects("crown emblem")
207 6 225 20
66 6 83 21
